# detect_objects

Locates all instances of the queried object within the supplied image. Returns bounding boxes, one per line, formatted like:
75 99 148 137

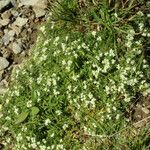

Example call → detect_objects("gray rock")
1 10 12 19
2 33 10 45
8 30 15 37
19 0 40 6
13 17 28 27
33 7 46 18
0 57 9 70
0 0 11 12
2 30 15 45
20 0 47 17
12 42 23 54
10 24 21 35
0 18 10 26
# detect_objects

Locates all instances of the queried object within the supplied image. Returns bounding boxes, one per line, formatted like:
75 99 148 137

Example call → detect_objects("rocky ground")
0 0 48 94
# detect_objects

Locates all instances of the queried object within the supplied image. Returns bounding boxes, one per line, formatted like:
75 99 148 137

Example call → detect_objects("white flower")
61 43 66 51
52 78 57 86
67 60 72 66
31 143 37 149
116 114 120 120
56 110 62 115
65 36 69 41
50 133 55 138
62 124 68 130
39 145 46 150
27 100 32 108
112 106 116 111
97 36 102 41
14 106 19 114
91 31 96 37
106 107 111 113
45 119 51 126
114 13 118 17
51 145 55 149
109 49 115 57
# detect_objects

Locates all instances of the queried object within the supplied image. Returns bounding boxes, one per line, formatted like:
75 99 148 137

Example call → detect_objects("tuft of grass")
0 0 150 149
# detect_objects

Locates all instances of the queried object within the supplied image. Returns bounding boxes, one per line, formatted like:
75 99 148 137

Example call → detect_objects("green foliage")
0 0 150 149
16 111 29 124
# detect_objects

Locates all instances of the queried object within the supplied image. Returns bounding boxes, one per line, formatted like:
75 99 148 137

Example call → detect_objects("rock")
11 9 19 16
33 7 46 18
0 18 10 26
10 24 21 35
8 30 15 37
2 33 10 45
12 42 23 54
2 30 15 45
13 17 28 27
2 48 11 59
20 0 40 6
0 57 9 70
1 10 12 19
0 0 12 13
20 0 47 18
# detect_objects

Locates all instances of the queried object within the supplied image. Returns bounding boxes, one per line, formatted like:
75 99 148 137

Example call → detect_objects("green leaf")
16 111 29 124
31 107 40 116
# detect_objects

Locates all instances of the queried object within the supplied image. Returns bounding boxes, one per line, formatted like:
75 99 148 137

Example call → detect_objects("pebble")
20 0 39 6
0 57 9 71
13 17 28 27
33 7 46 18
12 42 23 54
0 18 10 26
2 30 15 45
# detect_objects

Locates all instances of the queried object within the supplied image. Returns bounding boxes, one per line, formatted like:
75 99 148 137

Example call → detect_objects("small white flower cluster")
125 28 135 48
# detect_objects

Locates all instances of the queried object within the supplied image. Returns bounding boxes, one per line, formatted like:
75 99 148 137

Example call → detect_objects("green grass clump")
0 0 150 149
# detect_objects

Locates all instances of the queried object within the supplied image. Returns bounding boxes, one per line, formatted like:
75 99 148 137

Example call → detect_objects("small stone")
20 0 47 17
8 30 15 37
2 33 10 45
0 19 10 26
142 107 150 114
10 25 21 35
13 17 28 27
20 0 40 6
12 42 23 54
1 11 12 19
0 57 9 70
33 7 46 18
2 30 15 45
